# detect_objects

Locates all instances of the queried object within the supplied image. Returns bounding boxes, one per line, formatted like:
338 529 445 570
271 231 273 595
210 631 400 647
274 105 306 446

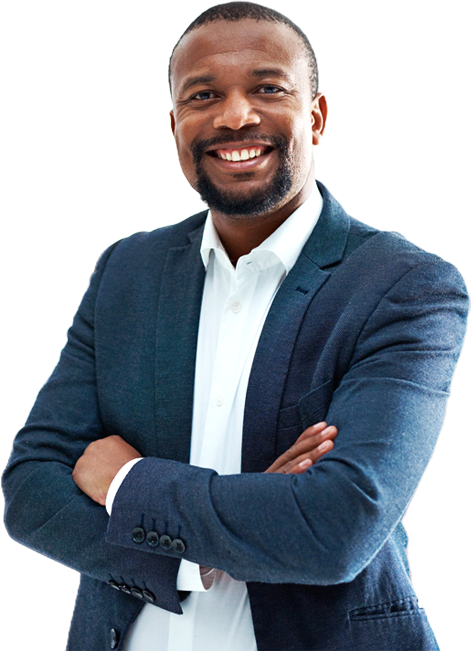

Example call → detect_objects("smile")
205 144 274 169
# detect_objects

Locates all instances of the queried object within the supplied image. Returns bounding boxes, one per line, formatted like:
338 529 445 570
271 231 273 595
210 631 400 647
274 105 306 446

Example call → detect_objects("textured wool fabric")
3 182 468 651
112 186 323 650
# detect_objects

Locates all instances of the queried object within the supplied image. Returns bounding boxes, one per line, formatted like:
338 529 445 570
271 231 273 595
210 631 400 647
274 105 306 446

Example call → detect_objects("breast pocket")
276 380 334 456
297 380 333 430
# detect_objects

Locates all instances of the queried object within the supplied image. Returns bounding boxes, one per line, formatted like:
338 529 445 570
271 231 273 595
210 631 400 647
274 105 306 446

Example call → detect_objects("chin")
196 169 292 218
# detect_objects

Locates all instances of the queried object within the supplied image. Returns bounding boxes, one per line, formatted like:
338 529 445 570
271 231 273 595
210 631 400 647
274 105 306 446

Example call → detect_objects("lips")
209 145 272 161
204 143 274 171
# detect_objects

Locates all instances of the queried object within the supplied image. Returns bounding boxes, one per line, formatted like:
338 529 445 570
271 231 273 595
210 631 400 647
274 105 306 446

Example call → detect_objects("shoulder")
110 209 207 257
312 182 468 314
93 210 208 275
348 216 466 294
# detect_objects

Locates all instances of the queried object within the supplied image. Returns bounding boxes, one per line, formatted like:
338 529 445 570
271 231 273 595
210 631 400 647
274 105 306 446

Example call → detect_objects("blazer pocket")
275 381 334 459
297 380 333 430
349 596 423 621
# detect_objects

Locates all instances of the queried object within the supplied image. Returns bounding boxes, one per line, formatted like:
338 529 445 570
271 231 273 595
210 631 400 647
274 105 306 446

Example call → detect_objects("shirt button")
231 302 242 313
215 395 224 406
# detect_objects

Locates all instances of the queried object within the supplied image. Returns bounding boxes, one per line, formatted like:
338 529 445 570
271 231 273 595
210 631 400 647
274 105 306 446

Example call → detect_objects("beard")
191 134 293 217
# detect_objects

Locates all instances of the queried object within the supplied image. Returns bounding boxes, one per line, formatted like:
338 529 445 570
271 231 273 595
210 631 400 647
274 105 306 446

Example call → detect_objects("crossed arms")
2 238 468 610
72 422 338 507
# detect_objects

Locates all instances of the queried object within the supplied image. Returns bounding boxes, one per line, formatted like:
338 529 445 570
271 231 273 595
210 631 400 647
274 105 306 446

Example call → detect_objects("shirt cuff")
177 559 216 592
105 458 143 515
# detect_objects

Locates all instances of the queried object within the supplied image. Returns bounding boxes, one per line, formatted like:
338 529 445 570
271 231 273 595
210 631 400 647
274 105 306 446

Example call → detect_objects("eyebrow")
181 75 216 95
249 68 292 81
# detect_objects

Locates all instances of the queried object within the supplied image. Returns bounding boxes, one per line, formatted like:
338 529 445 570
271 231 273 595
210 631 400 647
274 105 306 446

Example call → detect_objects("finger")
281 424 334 462
289 457 313 474
264 424 337 473
295 422 327 443
288 426 338 459
282 439 335 474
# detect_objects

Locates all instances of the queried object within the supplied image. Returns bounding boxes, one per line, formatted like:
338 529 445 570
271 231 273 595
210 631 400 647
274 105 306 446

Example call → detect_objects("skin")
73 19 335 505
170 19 327 263
73 423 337 506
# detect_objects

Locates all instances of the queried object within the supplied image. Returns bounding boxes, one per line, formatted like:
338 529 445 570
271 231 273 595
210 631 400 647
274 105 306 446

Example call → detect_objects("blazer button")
110 628 120 649
132 526 146 543
146 530 160 547
160 534 173 550
172 538 186 553
131 587 143 600
107 580 120 591
142 589 155 603
118 583 131 594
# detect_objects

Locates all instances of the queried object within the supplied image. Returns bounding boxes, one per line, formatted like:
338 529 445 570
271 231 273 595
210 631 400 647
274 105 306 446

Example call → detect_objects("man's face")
170 19 323 218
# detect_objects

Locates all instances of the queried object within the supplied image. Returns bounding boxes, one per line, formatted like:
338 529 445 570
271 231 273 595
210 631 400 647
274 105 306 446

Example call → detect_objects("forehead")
171 19 310 94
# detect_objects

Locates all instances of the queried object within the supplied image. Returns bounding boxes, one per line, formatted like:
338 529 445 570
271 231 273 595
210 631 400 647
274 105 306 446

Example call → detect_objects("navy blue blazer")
3 182 468 651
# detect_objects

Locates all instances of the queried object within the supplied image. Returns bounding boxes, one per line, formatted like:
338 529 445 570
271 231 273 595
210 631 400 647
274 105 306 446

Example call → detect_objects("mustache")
191 133 287 164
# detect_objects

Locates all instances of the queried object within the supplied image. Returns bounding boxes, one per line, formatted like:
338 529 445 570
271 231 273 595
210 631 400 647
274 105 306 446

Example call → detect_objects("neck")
211 168 315 265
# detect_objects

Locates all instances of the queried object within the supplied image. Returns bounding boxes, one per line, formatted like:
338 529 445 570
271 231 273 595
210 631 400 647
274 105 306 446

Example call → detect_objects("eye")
258 85 283 94
191 90 216 101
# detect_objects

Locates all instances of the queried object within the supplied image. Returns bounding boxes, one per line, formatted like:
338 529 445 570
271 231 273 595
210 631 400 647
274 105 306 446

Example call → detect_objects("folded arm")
105 259 468 585
2 244 185 613
3 251 468 595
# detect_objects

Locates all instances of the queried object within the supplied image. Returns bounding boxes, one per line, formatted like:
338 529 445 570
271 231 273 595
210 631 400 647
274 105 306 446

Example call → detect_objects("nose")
213 91 261 130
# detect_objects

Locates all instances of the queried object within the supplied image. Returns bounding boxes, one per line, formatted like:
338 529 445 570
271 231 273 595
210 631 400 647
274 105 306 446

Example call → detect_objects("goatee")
191 134 293 217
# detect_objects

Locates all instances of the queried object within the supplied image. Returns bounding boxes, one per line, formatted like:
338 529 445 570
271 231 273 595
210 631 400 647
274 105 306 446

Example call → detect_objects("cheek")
174 131 197 181
289 121 314 165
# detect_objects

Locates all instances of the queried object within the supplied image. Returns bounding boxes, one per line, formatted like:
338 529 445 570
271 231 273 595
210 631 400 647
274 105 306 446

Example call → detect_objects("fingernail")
321 426 332 436
318 441 330 452
299 458 312 468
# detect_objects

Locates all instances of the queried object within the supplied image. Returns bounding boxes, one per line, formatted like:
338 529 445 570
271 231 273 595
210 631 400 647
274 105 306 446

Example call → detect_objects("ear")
170 110 176 137
311 93 327 146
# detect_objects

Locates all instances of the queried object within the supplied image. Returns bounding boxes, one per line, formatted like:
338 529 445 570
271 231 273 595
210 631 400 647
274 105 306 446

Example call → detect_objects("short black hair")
169 1 318 98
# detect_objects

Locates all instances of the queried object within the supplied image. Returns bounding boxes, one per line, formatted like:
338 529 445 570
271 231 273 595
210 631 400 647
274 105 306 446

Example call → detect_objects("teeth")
218 147 265 161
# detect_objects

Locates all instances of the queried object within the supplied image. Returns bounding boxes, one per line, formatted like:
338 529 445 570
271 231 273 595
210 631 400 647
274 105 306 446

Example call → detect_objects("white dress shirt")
107 183 324 650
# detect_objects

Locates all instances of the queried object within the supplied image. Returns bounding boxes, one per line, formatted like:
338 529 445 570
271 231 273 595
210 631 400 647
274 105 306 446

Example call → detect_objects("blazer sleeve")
105 257 468 585
2 243 184 614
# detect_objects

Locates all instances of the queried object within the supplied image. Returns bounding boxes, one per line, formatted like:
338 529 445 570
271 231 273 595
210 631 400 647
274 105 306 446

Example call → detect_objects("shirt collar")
200 181 323 273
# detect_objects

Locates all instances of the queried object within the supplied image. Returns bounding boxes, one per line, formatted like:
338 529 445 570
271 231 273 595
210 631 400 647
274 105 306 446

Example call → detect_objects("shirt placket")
198 262 258 474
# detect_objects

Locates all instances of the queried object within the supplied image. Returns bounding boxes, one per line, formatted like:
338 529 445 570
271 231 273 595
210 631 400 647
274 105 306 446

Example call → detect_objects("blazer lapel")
153 221 206 463
242 182 351 473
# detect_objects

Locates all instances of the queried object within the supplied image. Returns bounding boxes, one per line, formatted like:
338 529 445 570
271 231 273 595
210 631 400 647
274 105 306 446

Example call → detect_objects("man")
3 2 468 650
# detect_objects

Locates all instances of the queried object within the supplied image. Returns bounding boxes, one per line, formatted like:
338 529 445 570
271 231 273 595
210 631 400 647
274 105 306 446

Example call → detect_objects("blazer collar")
303 180 350 269
242 181 351 472
184 180 350 268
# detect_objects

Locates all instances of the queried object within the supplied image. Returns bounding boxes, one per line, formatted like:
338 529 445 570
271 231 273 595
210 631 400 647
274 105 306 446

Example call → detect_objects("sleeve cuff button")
146 530 160 547
132 526 146 543
160 534 173 550
172 538 186 553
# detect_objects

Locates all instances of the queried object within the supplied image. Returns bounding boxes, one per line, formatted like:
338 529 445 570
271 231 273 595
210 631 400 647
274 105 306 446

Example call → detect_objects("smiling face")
170 19 326 222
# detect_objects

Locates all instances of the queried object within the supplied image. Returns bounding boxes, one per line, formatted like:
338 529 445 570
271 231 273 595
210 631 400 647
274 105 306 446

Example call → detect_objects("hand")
264 422 337 474
72 435 143 506
195 426 337 587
